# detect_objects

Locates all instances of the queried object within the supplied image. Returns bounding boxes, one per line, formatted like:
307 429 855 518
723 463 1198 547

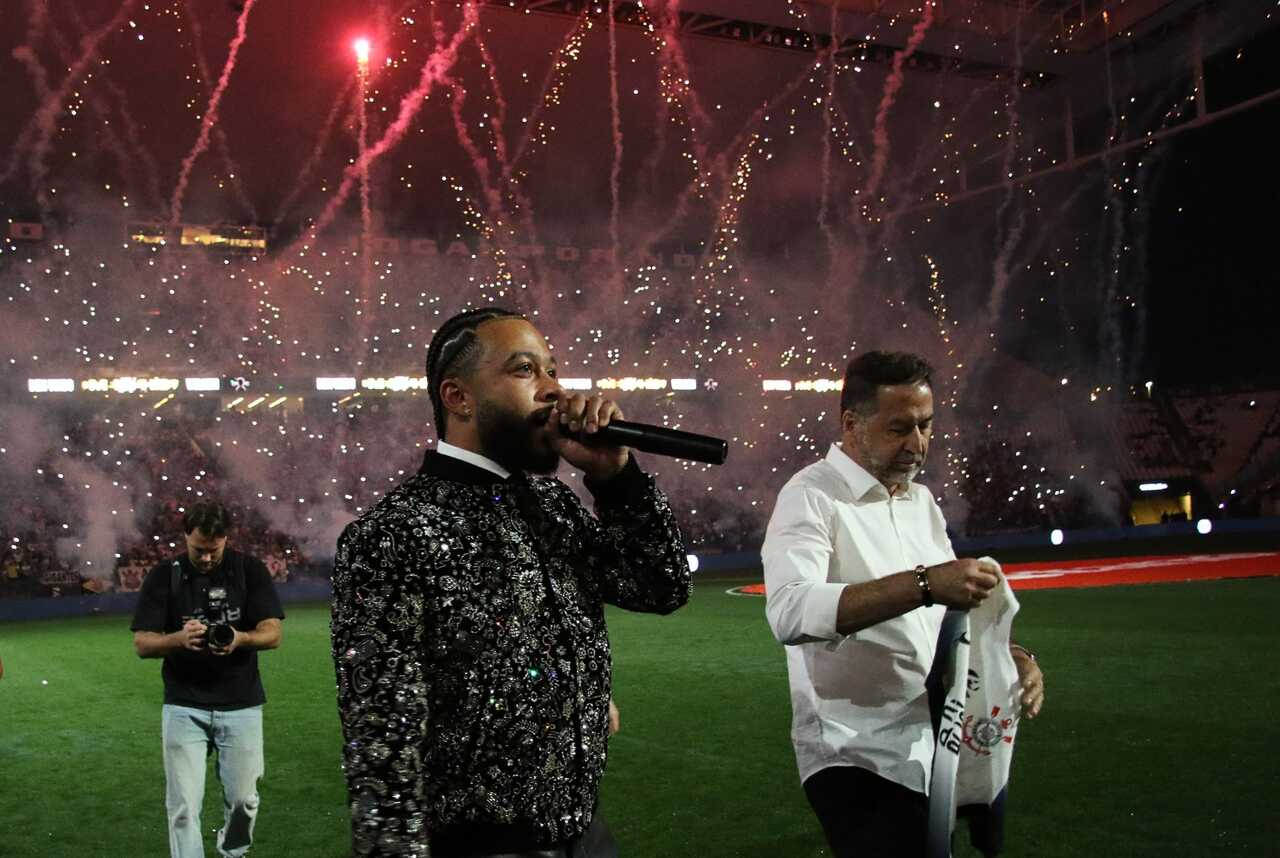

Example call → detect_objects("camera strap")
168 560 185 629
224 552 246 608
167 553 247 628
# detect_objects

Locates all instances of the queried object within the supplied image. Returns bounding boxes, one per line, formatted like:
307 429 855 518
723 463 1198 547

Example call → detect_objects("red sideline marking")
733 552 1280 595
1002 552 1280 590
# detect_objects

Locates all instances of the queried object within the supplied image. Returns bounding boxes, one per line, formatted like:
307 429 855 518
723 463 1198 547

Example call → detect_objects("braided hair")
425 306 525 436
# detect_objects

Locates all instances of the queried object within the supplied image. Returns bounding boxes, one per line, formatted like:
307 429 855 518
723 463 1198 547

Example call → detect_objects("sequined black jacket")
331 451 690 856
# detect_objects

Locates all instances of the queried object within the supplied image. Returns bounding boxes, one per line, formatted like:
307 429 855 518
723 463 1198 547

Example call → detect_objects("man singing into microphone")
331 307 691 858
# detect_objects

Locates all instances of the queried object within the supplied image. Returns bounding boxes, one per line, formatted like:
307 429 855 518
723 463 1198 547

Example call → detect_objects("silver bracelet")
1009 643 1038 663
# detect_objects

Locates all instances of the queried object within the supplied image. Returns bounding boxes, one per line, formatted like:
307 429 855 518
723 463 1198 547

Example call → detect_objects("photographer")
131 500 285 858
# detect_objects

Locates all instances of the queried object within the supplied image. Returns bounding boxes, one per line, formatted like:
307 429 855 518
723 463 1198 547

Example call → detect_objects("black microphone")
579 419 728 465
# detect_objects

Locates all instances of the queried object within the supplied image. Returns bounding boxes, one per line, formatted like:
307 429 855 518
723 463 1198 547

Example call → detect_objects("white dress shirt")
763 442 955 793
436 440 511 480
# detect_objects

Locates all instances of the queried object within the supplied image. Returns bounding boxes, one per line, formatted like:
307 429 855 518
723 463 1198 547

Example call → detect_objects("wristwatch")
913 564 934 607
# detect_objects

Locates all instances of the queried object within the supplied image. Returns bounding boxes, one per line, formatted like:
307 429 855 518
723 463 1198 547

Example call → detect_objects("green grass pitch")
1 577 1277 856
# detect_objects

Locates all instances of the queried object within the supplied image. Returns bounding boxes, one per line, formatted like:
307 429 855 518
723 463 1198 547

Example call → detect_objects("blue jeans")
162 704 264 858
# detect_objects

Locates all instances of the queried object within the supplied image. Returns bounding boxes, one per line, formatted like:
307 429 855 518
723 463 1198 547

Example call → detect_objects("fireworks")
353 38 371 66
0 1 1270 583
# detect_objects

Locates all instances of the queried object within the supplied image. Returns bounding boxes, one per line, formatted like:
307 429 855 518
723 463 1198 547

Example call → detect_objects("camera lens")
208 623 236 649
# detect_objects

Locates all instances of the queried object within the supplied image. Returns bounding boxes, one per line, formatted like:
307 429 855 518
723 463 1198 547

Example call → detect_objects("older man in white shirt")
763 351 1045 858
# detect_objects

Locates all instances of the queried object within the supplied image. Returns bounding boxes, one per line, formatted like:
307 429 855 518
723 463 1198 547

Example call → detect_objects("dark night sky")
1147 23 1280 389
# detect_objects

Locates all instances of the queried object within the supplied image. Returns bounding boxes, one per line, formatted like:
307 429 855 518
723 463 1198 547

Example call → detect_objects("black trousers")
803 765 928 858
432 814 618 858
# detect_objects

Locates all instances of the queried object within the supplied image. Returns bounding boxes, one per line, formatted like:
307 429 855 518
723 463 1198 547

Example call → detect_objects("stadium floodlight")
316 377 358 391
1197 518 1213 535
27 378 75 393
82 376 180 394
1050 529 1064 546
1138 482 1169 492
686 554 700 573
559 378 593 390
793 378 843 392
361 376 430 392
762 379 792 392
596 377 667 391
184 377 221 392
670 378 698 391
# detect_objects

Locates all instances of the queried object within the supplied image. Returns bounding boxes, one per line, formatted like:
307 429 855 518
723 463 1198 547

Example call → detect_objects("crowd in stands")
1120 399 1190 476
0 405 307 599
5 230 1279 601
1173 393 1280 491
3 384 1279 600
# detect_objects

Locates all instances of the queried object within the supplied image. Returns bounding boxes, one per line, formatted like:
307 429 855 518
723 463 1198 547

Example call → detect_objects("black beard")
475 399 560 475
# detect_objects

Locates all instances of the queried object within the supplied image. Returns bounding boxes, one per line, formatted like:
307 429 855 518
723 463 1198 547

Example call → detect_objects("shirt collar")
436 440 511 480
825 442 916 502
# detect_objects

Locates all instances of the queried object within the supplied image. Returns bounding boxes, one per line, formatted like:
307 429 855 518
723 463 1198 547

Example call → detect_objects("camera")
186 586 240 650
207 622 236 649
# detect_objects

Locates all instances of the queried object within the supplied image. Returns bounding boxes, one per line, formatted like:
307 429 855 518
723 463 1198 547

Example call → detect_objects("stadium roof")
503 0 1271 84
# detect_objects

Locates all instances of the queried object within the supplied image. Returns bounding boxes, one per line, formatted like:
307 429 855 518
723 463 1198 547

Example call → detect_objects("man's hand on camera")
209 629 241 656
175 619 207 651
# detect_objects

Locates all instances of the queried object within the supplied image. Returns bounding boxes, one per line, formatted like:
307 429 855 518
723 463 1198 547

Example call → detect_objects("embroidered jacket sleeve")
574 455 691 614
331 509 435 858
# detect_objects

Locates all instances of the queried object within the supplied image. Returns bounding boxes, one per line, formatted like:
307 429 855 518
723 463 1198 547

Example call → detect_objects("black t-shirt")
130 549 285 710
